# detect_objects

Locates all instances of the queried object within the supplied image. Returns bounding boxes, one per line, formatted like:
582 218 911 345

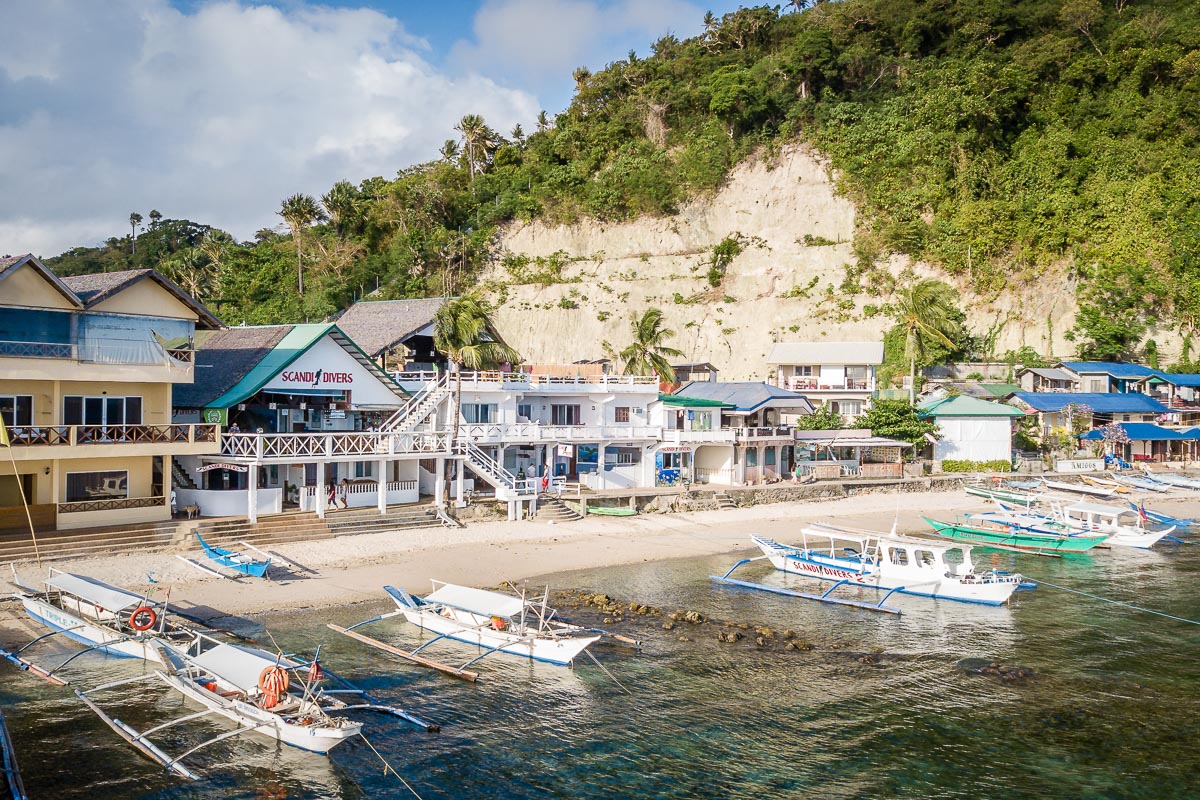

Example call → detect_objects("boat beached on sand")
712 527 1030 611
924 517 1110 555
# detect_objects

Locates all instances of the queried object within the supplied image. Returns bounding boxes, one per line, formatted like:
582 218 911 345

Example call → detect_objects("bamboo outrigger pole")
0 418 41 565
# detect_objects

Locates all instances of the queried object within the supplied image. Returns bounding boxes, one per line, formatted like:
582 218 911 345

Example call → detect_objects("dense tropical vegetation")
44 0 1200 362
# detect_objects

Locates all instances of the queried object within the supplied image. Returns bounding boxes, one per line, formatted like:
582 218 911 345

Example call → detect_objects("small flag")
1138 502 1149 522
307 659 324 683
0 417 8 447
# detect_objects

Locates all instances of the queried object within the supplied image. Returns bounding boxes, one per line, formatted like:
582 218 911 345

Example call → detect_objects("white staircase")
455 440 534 501
381 374 451 433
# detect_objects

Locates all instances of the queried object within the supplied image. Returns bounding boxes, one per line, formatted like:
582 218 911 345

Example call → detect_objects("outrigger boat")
0 709 27 800
1057 502 1174 549
924 517 1109 555
1041 479 1116 497
711 527 1031 611
1 568 197 684
963 483 1040 507
1105 471 1169 493
74 632 435 780
1140 467 1200 490
1127 500 1196 528
178 532 271 579
332 582 607 673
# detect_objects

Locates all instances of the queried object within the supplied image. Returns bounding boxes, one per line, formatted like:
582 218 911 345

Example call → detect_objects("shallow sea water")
3 524 1200 799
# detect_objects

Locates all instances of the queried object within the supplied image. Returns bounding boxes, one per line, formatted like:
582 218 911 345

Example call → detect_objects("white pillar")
434 457 445 508
377 458 388 514
247 464 258 524
507 500 516 521
316 460 326 519
597 443 607 489
455 463 465 508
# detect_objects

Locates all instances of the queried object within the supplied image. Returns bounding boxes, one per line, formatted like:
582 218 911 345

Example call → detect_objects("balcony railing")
457 423 662 443
734 426 794 441
7 424 218 448
221 430 453 461
785 377 874 392
58 495 165 514
0 338 195 367
662 428 737 444
392 370 659 387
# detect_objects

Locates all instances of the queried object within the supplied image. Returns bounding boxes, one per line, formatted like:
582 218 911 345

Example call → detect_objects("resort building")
1015 367 1076 393
765 341 882 420
918 395 1025 468
1007 392 1169 436
1056 361 1157 394
0 255 221 531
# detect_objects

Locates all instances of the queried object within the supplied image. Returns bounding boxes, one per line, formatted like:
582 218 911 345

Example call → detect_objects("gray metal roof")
1020 367 1075 381
766 341 884 365
673 381 814 414
59 268 222 328
333 297 451 357
172 326 293 408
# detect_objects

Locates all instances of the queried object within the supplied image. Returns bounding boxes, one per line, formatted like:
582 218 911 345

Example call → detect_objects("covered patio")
1078 423 1200 463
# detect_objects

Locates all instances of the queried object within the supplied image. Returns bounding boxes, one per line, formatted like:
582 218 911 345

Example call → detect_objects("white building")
766 341 883 419
918 395 1024 467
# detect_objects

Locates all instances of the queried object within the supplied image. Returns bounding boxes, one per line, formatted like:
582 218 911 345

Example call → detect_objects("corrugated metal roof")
919 395 1025 417
1059 361 1157 379
1151 372 1200 387
673 381 814 413
765 341 884 365
1020 367 1075 381
1012 392 1168 413
1078 423 1185 441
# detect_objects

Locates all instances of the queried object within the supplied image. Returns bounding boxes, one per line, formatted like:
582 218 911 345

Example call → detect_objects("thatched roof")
173 326 292 408
333 297 450 357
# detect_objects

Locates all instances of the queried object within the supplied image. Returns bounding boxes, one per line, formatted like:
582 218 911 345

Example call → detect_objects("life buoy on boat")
129 606 157 631
490 616 507 631
258 664 290 709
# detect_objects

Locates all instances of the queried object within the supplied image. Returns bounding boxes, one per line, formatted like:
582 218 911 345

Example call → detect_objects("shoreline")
6 488 1196 630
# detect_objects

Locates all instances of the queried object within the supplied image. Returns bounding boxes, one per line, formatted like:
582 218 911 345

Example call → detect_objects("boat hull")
756 543 1017 606
402 609 601 665
21 598 157 661
925 520 1108 553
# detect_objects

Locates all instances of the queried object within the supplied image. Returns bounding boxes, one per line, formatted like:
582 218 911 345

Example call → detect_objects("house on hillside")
1016 367 1076 393
766 341 882 420
1057 362 1157 394
918 395 1025 469
670 362 719 383
1007 392 1169 436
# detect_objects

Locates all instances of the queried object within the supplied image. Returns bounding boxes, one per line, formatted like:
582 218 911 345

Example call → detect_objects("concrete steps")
535 497 582 522
0 520 181 564
191 511 333 549
714 492 738 510
324 505 442 537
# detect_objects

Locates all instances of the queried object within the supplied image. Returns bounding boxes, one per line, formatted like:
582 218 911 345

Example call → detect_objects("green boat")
566 502 637 517
923 517 1109 554
962 484 1039 507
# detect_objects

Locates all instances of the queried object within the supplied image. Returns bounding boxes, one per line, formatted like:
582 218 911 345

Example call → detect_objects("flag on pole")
0 416 8 447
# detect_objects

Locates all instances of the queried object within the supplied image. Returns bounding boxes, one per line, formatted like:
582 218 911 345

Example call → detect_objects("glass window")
614 407 630 423
765 448 776 465
63 396 143 425
517 403 532 420
890 548 909 565
745 448 758 467
66 471 128 502
551 404 581 425
461 403 498 424
0 395 33 426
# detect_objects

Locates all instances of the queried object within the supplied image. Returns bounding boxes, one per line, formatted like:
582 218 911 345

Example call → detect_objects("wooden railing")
391 370 658 387
58 496 165 514
7 424 218 448
221 430 453 461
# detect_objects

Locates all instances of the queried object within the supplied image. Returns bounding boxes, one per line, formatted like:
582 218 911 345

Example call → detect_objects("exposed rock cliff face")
486 144 1078 380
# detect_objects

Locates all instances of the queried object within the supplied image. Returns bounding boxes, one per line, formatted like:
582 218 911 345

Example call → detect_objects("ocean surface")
3 529 1200 799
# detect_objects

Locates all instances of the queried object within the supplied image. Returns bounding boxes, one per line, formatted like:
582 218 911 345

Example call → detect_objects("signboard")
198 462 249 473
658 446 694 453
1055 458 1104 473
203 407 227 425
260 335 401 406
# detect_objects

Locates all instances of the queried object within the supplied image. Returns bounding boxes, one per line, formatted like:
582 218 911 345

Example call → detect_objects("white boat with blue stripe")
712 525 1028 611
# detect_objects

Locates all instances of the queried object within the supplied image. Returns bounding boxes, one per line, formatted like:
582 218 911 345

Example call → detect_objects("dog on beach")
182 503 200 520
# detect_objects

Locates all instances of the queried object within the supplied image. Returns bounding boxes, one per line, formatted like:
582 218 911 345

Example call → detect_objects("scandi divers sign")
260 334 400 405
276 368 355 387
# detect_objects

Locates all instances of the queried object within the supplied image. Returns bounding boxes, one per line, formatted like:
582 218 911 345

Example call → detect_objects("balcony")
5 424 219 457
0 338 194 367
221 430 453 462
457 423 662 444
785 377 874 392
661 428 737 444
392 370 659 393
734 425 795 442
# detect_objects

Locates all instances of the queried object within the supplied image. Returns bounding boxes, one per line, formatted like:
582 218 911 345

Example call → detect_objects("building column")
315 460 327 519
377 458 388 515
455 462 465 508
597 443 607 489
247 464 259 524
434 457 445 508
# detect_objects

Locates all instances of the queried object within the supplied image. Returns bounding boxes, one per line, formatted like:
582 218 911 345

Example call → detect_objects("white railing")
454 440 535 497
662 429 737 444
221 431 452 461
734 426 794 440
694 467 734 485
785 377 874 392
391 370 659 388
380 373 450 432
299 480 420 511
456 423 662 443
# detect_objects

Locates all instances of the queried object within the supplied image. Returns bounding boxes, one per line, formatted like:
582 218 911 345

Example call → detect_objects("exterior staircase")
535 497 582 522
171 458 198 490
714 492 738 510
380 374 451 433
191 511 333 549
0 520 181 564
455 440 534 502
323 505 442 537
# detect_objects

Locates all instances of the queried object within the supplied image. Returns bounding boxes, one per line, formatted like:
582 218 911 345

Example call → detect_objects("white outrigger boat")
0 708 27 800
1 568 197 684
711 527 1031 612
332 582 608 674
1140 467 1200 490
1057 502 1175 549
74 632 436 780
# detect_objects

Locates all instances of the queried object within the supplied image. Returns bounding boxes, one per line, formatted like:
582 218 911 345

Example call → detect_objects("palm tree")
891 278 962 402
617 308 684 382
433 296 521 443
439 139 460 162
129 212 143 255
509 123 524 142
455 114 497 183
320 180 359 239
278 193 326 295
148 209 163 229
536 110 550 132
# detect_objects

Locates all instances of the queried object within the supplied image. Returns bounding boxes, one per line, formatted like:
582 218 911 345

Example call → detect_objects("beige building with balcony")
767 341 883 420
0 255 221 531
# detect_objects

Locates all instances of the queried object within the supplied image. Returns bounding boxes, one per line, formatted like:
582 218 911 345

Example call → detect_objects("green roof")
659 393 732 408
206 323 404 410
979 382 1021 398
919 395 1025 418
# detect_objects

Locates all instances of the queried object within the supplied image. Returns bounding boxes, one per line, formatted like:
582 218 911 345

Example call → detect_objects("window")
692 411 713 431
66 470 128 502
889 547 909 566
0 395 32 427
517 403 532 421
461 403 498 424
840 400 864 418
551 404 581 425
796 366 815 376
609 447 640 465
354 461 374 478
614 407 630 423
745 448 758 467
765 448 776 465
63 396 142 426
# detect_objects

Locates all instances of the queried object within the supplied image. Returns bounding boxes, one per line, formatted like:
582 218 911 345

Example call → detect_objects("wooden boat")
1126 501 1195 528
712 528 1029 609
967 508 1078 538
1081 475 1130 493
924 517 1109 554
963 483 1039 507
1058 502 1174 549
1 568 198 684
567 502 636 517
1105 471 1169 493
74 632 435 780
1140 467 1200 490
184 532 271 579
336 582 603 668
0 708 27 800
1041 479 1115 497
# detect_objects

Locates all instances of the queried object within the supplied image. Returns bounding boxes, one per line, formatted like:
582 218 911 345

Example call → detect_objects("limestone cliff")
485 144 1079 380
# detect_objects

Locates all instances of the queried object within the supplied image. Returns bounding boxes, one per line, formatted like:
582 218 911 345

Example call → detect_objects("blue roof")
673 381 814 414
1150 372 1200 387
1059 362 1158 379
1078 423 1186 441
1011 392 1168 414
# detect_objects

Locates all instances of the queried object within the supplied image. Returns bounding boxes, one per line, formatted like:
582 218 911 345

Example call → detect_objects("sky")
1 0 746 257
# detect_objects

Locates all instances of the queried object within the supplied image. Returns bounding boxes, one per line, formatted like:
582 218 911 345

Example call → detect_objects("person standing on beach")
337 478 350 509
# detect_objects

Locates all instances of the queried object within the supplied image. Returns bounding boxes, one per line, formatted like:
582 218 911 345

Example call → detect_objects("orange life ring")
490 616 507 631
258 665 290 698
129 606 157 631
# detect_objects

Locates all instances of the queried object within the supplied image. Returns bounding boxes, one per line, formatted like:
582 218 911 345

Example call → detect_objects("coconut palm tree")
433 296 521 443
129 212 142 254
617 308 684 382
278 193 326 295
320 180 359 239
454 114 497 183
439 139 460 162
891 278 962 402
536 110 550 132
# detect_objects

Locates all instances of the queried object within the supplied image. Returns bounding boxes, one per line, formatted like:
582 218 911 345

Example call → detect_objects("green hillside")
46 0 1200 361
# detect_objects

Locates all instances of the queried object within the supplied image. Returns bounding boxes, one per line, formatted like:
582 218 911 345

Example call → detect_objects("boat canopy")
801 524 964 554
44 573 145 612
1065 502 1132 518
425 583 527 619
190 643 295 691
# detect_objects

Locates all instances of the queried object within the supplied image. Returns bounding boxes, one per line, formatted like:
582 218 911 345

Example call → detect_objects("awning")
45 573 145 612
424 583 526 618
1078 423 1186 441
190 643 295 692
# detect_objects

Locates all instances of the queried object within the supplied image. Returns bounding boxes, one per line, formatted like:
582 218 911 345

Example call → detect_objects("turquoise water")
3 537 1200 799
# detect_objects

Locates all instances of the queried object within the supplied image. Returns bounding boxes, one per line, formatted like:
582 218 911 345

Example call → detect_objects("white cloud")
0 0 540 256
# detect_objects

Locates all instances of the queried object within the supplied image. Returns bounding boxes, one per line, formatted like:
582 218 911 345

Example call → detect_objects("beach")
6 489 1008 624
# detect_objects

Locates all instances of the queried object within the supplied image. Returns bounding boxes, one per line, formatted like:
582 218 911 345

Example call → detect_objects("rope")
360 732 426 800
1031 577 1200 626
583 649 632 696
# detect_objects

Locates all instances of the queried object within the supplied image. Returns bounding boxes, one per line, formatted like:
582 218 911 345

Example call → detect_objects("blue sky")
0 0 746 255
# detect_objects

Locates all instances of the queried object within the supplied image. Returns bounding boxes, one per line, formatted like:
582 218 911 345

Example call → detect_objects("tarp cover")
190 643 295 692
424 583 526 618
45 573 145 612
